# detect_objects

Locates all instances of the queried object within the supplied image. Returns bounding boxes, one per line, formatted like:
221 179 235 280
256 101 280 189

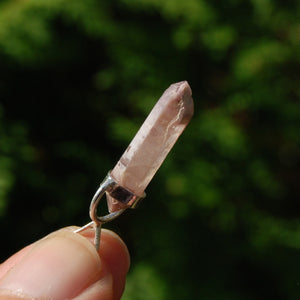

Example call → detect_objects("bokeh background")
0 0 300 299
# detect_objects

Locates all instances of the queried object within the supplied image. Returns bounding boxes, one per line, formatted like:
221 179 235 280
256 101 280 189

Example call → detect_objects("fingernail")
0 229 102 300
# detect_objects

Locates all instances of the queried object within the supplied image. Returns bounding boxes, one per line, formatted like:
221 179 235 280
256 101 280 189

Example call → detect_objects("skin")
0 227 130 300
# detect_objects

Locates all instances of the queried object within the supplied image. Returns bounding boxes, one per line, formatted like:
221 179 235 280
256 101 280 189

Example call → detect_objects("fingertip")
100 229 131 273
79 228 130 299
100 229 131 299
80 229 130 268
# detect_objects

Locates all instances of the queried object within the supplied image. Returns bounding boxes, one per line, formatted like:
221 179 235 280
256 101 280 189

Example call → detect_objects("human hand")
0 227 130 300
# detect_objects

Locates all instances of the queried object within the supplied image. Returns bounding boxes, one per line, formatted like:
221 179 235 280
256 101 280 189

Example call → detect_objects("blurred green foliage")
0 0 300 299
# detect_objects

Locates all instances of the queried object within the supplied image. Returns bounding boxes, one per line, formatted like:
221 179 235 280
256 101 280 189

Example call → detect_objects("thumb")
0 227 130 300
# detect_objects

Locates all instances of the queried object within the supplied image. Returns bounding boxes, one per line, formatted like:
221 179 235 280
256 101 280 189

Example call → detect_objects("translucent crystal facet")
107 81 194 212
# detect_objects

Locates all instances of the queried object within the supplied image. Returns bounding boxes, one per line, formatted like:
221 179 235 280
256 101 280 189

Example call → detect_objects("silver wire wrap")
75 172 145 250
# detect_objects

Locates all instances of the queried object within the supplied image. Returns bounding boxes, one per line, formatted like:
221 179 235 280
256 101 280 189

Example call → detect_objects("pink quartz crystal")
107 81 194 212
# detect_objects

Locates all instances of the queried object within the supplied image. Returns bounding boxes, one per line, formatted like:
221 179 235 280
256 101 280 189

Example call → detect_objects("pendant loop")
89 174 126 226
75 172 144 250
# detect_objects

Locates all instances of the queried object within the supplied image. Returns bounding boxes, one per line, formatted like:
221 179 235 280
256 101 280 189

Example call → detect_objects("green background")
0 0 300 299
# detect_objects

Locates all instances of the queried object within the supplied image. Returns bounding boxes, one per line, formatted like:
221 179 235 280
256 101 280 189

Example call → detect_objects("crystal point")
107 81 194 212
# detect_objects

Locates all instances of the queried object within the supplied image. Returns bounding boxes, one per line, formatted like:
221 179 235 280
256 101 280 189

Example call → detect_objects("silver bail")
75 172 145 250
